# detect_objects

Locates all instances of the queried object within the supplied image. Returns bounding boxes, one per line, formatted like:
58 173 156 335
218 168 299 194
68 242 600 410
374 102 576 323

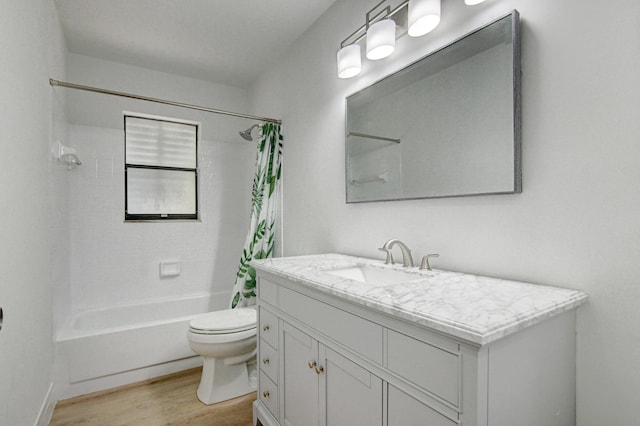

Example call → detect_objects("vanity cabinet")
253 266 582 426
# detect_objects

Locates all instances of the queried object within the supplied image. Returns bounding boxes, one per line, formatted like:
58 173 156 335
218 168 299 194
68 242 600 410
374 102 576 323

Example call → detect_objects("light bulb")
366 19 396 60
337 44 362 79
408 0 441 37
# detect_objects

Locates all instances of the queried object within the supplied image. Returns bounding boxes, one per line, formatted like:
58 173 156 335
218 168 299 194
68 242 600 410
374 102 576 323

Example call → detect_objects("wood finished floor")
49 367 256 426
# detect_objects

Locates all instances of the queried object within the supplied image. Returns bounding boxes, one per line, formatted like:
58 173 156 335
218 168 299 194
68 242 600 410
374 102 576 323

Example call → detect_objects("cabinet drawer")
259 277 279 305
259 307 279 349
259 371 278 418
387 385 457 426
387 330 460 407
279 286 383 364
259 338 278 383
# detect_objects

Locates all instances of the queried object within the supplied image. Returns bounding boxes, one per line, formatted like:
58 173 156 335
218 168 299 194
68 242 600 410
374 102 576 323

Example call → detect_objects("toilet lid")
189 308 256 334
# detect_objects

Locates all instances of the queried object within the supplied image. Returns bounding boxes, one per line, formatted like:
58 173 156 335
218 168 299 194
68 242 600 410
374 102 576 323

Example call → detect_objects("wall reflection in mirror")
346 11 521 203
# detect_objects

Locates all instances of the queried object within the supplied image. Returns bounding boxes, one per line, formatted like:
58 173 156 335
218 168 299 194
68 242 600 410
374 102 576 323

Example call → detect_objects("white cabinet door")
281 322 383 426
321 346 382 426
282 322 319 426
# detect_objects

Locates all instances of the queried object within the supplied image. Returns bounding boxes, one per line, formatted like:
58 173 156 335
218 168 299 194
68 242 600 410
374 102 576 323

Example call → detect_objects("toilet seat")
189 308 256 335
187 327 256 344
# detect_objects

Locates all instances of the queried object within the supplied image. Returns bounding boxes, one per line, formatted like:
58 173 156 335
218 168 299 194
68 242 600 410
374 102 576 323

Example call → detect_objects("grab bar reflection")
350 172 389 185
347 132 401 144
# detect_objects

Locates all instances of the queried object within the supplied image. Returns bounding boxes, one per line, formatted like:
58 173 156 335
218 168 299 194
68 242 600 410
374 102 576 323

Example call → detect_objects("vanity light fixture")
366 18 396 60
408 0 441 37
336 0 441 78
337 0 486 78
337 44 362 78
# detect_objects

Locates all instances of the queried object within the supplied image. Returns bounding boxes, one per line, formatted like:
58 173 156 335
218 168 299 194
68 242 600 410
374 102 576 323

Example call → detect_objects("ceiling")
55 0 337 88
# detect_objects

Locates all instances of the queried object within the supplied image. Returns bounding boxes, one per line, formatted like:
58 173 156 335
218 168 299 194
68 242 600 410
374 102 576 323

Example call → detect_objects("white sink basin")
321 264 424 286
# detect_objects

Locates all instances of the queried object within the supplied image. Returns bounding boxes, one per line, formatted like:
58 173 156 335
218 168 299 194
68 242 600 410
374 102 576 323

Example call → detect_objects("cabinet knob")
308 361 317 369
263 325 270 331
262 358 270 365
263 390 270 398
315 365 325 375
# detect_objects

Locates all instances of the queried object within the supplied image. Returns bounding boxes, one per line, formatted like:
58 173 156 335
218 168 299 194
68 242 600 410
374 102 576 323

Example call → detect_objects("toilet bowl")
187 307 257 404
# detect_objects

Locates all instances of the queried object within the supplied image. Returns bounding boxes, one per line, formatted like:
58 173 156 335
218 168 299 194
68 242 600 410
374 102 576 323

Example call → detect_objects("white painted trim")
34 382 56 426
123 110 201 127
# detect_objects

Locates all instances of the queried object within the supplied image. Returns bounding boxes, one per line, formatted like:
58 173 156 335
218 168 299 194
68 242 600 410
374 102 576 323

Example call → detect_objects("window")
124 113 198 220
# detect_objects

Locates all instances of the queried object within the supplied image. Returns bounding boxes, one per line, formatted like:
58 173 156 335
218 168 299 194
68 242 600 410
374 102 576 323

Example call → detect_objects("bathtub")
56 292 228 388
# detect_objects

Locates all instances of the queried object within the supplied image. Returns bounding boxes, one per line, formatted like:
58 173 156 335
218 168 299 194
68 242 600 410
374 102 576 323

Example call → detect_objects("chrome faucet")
379 239 414 267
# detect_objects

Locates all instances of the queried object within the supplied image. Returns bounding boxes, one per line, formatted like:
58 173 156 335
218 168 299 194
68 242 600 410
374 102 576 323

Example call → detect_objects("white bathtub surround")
55 292 227 399
56 53 256 335
51 60 257 399
65 121 254 316
252 253 587 345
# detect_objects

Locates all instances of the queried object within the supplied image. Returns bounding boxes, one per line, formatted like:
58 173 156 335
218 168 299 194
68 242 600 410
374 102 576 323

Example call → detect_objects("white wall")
251 0 640 424
56 54 257 320
0 0 66 424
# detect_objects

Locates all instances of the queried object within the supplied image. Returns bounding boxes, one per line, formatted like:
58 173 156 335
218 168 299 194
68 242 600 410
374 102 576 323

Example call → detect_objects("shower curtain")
230 122 283 308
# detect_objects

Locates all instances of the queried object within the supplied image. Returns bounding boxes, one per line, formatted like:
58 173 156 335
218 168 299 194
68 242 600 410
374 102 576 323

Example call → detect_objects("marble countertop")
252 253 588 345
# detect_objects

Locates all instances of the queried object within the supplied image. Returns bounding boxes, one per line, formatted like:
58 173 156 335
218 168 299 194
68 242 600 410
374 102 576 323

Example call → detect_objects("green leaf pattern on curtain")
230 122 283 308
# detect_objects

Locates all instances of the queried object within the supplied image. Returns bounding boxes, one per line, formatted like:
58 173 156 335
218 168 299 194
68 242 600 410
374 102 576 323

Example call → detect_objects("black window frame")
124 114 199 221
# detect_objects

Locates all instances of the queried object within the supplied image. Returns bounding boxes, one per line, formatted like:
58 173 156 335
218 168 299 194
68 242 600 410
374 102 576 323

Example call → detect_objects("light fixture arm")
339 0 409 48
366 0 392 30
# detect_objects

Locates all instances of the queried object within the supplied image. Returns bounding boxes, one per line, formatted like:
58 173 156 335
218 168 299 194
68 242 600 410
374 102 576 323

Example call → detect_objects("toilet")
187 307 257 404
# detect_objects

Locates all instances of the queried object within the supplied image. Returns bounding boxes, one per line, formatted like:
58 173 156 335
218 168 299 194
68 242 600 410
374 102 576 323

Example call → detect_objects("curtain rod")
49 78 282 125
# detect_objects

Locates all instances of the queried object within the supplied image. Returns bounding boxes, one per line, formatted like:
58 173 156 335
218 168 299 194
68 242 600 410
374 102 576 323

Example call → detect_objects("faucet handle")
378 247 394 265
419 254 440 271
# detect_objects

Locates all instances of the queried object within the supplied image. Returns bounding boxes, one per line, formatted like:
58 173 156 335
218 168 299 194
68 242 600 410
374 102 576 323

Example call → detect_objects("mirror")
346 11 521 203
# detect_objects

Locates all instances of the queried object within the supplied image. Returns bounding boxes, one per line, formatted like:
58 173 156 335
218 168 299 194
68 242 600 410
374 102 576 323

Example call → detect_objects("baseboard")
254 400 278 426
35 382 56 426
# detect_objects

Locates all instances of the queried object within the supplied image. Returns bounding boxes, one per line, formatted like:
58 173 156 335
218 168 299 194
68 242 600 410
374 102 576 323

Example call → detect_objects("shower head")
239 124 259 141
